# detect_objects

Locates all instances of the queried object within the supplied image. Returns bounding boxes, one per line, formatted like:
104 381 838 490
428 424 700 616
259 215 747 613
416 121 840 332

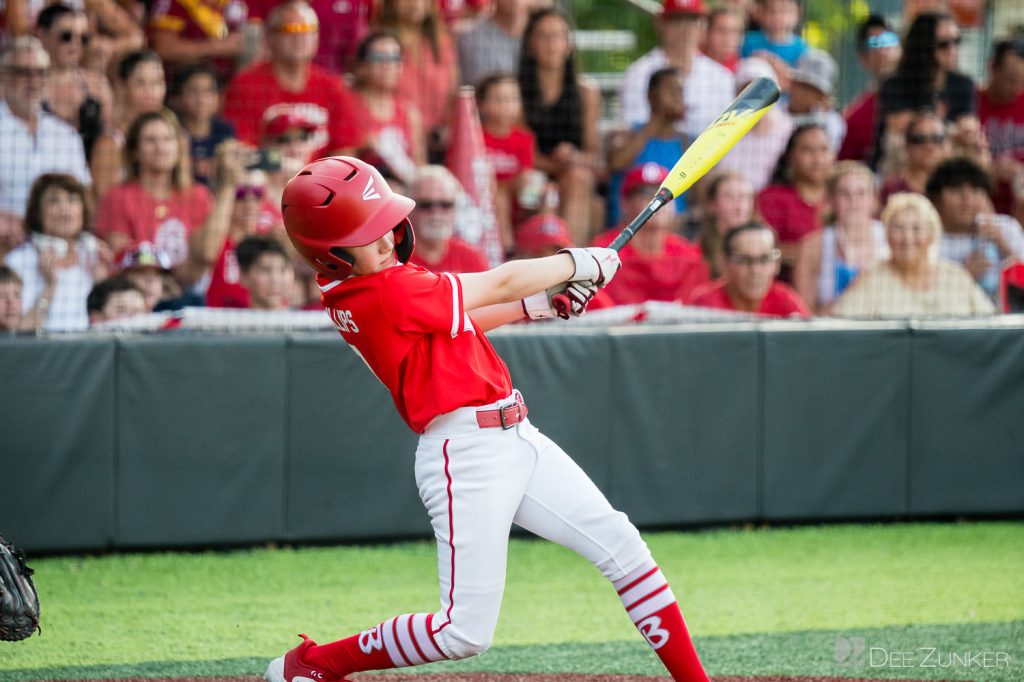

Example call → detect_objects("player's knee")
595 512 652 580
437 625 494 659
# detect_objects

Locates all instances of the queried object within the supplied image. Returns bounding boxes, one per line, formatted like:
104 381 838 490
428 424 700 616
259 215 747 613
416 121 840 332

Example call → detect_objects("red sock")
304 613 448 678
614 563 709 682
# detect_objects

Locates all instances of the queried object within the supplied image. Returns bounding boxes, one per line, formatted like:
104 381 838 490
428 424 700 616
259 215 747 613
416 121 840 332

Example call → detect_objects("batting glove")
560 247 621 288
522 281 598 320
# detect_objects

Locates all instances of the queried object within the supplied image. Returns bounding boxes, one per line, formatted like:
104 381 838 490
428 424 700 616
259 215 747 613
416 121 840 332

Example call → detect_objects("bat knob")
551 293 572 320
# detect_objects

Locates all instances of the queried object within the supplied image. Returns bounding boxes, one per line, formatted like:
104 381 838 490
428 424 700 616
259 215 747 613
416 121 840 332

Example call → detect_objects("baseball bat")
553 76 781 318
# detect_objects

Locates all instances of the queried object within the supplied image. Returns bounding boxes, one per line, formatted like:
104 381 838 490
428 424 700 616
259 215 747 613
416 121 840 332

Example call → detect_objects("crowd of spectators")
1 0 1024 334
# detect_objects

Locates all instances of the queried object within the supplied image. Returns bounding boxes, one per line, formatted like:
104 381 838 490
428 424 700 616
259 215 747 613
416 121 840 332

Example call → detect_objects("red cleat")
265 634 338 682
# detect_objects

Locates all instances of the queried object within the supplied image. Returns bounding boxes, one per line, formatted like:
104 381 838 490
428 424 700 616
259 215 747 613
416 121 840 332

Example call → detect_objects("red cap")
515 213 573 254
621 162 670 198
662 0 706 15
116 241 171 272
261 110 318 140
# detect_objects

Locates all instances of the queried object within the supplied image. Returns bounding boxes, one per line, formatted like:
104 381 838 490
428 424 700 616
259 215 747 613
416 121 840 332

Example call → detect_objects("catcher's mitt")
0 535 40 641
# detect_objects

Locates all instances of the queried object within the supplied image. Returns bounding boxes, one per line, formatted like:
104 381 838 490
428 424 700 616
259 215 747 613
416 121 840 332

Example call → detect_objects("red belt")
476 397 528 429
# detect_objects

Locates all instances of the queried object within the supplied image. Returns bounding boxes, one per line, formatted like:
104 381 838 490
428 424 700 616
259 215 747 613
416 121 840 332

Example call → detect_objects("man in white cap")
716 57 794 190
787 47 845 151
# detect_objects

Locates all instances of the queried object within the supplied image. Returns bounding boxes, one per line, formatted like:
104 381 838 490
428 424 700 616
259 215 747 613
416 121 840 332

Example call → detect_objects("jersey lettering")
358 624 384 654
637 615 670 650
328 308 359 333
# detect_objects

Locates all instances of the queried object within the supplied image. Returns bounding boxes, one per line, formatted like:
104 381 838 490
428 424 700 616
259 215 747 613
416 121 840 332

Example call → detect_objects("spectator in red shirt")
248 0 374 76
592 162 702 305
477 72 535 250
94 110 213 286
223 0 356 160
879 110 951 206
407 165 489 274
757 122 833 279
979 37 1024 221
838 15 900 163
688 221 810 318
346 30 427 184
702 6 744 73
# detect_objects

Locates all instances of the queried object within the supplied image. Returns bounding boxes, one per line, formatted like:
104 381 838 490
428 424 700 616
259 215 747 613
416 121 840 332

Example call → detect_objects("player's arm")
459 248 619 312
468 302 527 332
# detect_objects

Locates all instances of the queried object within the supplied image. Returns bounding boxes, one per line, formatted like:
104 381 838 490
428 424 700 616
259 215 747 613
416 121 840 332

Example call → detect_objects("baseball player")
266 156 709 682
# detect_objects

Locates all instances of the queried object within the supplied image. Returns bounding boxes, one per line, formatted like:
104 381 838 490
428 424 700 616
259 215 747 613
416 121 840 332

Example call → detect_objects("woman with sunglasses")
193 140 286 308
873 11 976 172
345 30 426 183
35 4 113 157
879 110 952 206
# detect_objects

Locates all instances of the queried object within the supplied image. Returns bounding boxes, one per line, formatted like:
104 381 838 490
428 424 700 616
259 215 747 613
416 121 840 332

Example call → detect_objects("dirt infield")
56 674 960 682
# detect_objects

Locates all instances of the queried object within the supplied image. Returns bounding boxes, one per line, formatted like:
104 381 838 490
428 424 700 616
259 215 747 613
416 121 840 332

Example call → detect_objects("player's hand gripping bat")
552 76 781 318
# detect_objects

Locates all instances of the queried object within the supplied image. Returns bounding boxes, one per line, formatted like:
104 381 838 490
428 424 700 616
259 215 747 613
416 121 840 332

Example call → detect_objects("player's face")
0 280 22 331
724 229 780 302
39 185 85 241
348 231 398 276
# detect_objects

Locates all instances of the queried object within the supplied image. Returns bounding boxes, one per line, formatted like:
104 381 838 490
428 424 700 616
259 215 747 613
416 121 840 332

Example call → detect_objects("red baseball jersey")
222 62 357 157
689 280 811 318
318 263 512 433
408 236 488 274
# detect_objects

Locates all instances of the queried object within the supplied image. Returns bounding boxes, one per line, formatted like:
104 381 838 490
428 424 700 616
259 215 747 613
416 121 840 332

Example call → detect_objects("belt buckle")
499 402 521 430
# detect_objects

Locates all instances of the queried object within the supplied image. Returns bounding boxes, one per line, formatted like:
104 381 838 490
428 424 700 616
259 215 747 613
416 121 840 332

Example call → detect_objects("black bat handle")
608 187 674 252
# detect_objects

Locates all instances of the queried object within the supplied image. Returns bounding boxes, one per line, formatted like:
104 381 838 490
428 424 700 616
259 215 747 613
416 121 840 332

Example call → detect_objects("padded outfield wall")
2 320 1023 553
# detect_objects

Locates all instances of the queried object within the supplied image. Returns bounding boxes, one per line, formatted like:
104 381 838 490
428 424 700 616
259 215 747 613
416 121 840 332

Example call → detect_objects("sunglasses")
936 36 962 50
8 66 48 79
276 22 318 34
364 52 402 64
59 30 90 45
907 133 947 146
727 250 780 267
274 129 313 144
865 31 899 50
416 200 455 211
235 185 266 200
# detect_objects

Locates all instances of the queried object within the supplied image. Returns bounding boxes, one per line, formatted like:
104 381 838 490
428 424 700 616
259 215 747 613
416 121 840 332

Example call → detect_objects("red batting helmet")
281 156 416 278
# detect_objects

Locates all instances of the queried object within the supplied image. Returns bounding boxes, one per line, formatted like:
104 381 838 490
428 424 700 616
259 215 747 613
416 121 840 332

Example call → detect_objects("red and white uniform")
311 262 706 678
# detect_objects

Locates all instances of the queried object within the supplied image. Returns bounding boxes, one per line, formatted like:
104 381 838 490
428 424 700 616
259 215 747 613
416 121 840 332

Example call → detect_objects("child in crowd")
787 48 845 152
741 0 807 82
236 235 294 310
477 73 536 251
86 276 148 325
170 65 236 188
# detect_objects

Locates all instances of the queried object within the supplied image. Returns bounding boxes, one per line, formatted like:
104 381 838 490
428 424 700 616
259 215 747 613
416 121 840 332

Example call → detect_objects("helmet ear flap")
324 247 356 278
393 219 416 264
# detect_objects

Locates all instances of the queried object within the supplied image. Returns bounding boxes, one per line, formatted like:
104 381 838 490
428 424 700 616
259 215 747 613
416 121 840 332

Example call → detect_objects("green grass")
3 522 1022 679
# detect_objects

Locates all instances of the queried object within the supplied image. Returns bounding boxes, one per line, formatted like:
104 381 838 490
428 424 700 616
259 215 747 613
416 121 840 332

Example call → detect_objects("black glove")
0 535 40 641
